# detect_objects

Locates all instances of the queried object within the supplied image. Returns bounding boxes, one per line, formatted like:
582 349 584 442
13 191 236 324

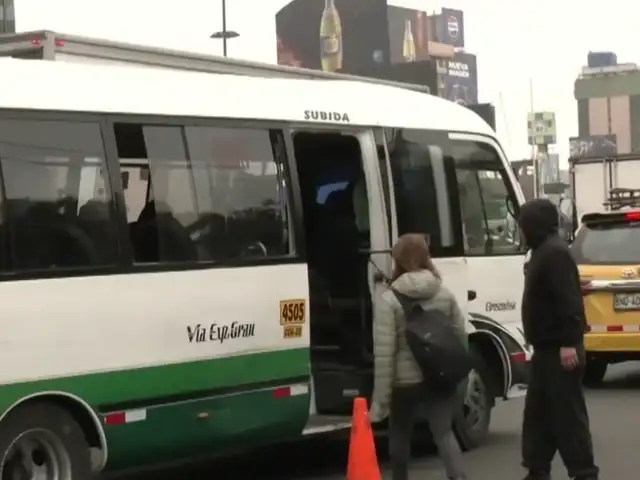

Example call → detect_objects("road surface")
119 362 640 480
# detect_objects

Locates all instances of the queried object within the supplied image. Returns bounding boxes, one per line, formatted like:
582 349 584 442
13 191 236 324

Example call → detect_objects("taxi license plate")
613 293 640 311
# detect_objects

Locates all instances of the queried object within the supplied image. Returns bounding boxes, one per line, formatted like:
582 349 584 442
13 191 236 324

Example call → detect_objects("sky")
13 0 638 166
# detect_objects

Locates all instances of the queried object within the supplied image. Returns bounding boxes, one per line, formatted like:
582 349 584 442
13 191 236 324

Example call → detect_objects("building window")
577 99 590 138
0 118 118 271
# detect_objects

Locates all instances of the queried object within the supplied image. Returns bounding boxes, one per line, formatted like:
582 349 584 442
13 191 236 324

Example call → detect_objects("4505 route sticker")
280 299 306 339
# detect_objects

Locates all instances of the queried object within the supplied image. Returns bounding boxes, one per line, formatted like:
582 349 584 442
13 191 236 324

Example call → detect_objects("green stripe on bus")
0 348 310 412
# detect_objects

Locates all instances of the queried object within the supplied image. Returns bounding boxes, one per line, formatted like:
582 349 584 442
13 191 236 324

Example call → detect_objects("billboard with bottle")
437 52 478 106
387 6 454 64
276 0 390 73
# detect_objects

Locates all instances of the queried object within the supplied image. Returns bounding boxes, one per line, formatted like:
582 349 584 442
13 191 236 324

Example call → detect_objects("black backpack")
392 290 473 391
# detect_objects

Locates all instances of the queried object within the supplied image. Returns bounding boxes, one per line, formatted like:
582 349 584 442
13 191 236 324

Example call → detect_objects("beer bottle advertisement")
346 4 441 92
402 19 416 62
387 5 435 64
276 0 389 74
320 0 342 72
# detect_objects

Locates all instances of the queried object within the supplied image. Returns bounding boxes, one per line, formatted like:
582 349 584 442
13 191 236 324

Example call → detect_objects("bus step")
302 414 351 435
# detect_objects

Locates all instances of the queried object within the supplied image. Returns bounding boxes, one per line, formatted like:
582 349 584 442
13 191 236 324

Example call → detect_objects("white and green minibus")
0 59 529 478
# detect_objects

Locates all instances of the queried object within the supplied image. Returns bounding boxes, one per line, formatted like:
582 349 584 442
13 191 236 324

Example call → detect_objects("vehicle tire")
453 347 493 451
0 401 92 479
583 358 607 387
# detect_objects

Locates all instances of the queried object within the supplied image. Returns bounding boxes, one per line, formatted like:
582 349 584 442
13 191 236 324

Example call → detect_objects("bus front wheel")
0 402 92 480
453 347 493 451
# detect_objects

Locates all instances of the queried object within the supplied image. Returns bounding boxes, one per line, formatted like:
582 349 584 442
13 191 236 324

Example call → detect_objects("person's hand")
560 346 579 370
369 401 389 423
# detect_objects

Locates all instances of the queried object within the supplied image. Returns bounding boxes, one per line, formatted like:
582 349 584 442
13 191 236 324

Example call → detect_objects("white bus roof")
0 30 433 93
0 59 494 136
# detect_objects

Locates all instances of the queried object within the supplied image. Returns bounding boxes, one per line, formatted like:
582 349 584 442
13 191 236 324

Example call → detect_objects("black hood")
517 198 559 249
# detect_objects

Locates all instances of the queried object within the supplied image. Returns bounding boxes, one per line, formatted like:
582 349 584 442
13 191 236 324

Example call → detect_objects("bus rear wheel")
0 402 92 480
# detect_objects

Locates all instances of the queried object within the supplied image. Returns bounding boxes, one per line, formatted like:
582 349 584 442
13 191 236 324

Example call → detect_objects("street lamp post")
210 0 240 57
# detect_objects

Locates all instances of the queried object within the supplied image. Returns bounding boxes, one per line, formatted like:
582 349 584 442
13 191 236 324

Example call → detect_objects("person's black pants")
522 347 599 479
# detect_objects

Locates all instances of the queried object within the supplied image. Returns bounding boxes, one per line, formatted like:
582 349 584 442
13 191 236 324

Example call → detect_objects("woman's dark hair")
391 233 440 282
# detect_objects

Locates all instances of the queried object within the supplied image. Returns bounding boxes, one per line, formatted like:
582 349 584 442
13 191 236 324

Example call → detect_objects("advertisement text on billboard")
438 52 478 105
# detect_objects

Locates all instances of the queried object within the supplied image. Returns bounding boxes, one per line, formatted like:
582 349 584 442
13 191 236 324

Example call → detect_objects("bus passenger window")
114 123 201 264
113 123 290 265
452 141 522 255
0 118 118 272
184 126 290 261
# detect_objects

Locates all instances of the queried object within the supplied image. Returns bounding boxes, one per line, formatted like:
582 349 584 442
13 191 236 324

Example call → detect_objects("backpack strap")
390 289 421 321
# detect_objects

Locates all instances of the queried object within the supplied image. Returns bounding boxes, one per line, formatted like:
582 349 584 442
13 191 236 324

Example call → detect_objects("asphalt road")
120 362 640 480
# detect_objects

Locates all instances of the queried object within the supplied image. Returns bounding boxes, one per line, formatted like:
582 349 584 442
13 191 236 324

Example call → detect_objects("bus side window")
387 128 463 257
114 123 201 264
113 123 290 265
0 118 118 272
452 140 523 255
184 126 290 261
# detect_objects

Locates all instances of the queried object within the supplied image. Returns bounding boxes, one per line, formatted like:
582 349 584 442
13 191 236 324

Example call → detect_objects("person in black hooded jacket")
518 198 599 480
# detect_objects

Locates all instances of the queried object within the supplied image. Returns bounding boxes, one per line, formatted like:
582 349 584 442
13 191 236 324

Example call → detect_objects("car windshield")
571 221 640 265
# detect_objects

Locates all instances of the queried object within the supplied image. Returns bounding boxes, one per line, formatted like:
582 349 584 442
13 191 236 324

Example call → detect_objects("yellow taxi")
571 208 640 386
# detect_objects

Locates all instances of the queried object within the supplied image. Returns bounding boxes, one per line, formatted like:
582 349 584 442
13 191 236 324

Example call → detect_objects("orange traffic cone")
346 397 381 480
